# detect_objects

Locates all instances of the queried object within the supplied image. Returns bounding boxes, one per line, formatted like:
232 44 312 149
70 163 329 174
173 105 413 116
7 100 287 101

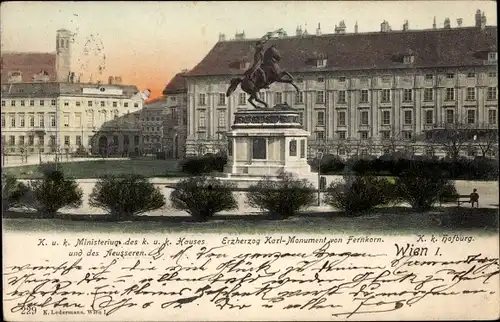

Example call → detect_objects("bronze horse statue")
226 45 300 109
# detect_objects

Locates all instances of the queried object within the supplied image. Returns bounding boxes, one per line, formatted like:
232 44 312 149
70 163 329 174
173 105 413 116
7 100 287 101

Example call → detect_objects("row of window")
1 99 140 108
1 110 122 128
311 109 498 127
1 135 142 147
198 87 498 107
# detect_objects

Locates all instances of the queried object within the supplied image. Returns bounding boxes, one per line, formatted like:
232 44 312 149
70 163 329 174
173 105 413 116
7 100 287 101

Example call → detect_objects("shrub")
2 174 29 212
181 154 228 175
246 172 316 219
89 174 165 220
324 172 396 214
170 176 237 221
395 166 456 211
27 170 83 217
309 154 345 174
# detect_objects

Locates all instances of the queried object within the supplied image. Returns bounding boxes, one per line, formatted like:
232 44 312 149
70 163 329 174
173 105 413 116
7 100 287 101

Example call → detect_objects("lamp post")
316 150 323 206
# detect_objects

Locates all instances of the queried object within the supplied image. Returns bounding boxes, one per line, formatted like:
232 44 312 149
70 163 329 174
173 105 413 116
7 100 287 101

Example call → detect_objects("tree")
381 126 406 154
193 140 208 156
89 174 165 220
424 118 472 162
476 129 499 158
2 174 29 213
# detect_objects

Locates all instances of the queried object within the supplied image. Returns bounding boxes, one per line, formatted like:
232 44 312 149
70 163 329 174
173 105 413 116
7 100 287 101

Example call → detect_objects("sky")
1 1 497 99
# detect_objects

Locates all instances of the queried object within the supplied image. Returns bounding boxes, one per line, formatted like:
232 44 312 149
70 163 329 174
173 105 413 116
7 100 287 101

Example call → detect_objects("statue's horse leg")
274 74 300 92
248 94 260 109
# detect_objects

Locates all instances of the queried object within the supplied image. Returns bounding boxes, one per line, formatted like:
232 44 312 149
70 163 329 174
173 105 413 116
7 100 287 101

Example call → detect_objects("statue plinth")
222 105 313 182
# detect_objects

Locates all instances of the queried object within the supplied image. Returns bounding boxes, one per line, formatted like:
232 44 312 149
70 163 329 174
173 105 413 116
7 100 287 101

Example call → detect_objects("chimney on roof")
316 23 322 36
108 76 114 85
218 33 226 42
380 20 391 32
296 25 303 36
335 20 346 34
303 23 308 36
354 21 358 33
433 16 436 29
456 18 463 27
480 12 486 29
235 30 245 40
475 9 482 27
444 18 451 29
403 20 409 31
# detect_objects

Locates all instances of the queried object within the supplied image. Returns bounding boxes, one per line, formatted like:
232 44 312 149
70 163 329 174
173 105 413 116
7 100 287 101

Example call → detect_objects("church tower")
56 29 72 83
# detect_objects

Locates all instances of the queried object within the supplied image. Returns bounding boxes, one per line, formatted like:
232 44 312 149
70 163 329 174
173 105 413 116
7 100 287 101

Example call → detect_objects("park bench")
439 195 473 207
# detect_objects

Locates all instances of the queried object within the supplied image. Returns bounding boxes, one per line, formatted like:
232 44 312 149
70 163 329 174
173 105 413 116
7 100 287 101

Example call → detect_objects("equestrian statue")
226 29 300 109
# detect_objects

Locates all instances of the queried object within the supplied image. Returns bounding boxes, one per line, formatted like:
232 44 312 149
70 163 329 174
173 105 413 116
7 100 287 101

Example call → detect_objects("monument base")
222 106 314 185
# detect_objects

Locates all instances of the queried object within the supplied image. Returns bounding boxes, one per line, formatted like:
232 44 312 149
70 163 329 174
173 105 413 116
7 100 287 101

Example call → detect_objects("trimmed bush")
2 174 29 212
246 172 316 219
309 154 345 174
89 174 165 220
395 166 456 211
170 176 237 221
181 154 228 175
27 170 83 217
324 173 396 214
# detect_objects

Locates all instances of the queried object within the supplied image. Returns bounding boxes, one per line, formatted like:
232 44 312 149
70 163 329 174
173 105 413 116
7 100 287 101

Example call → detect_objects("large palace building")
184 10 498 158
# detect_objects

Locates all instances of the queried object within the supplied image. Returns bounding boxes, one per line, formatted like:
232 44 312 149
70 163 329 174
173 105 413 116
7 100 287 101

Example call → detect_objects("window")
10 115 15 127
19 115 25 127
467 72 476 78
21 100 25 107
134 103 139 108
338 131 346 139
317 77 325 83
403 131 413 140
488 52 498 62
298 112 304 125
446 73 455 79
338 111 346 126
29 100 34 106
338 76 346 82
464 87 476 101
112 101 118 107
467 110 476 124
317 111 325 126
28 136 34 145
29 114 35 127
295 91 303 104
38 113 44 127
50 114 56 127
403 89 412 102
9 136 15 145
382 111 391 125
74 113 81 126
1 114 4 127
316 91 324 104
11 100 16 107
171 97 177 102
488 110 497 124
445 88 455 101
487 87 497 100
258 92 265 100
64 114 70 127
358 131 368 140
238 93 246 105
424 88 433 101
218 93 226 105
198 110 206 128
198 93 206 105
275 92 283 104
64 101 69 106
19 136 25 145
381 131 390 140
360 111 369 125
218 110 226 127
124 102 129 108
425 74 433 80
64 136 70 146
1 100 4 107
100 101 105 107
51 100 56 106
403 55 414 64
381 89 391 103
296 78 303 83
425 110 433 124
446 109 455 123
317 59 326 68
76 101 81 107
40 100 45 106
338 90 346 103
488 72 497 78
88 101 92 107
360 90 368 103
316 131 325 140
404 110 413 125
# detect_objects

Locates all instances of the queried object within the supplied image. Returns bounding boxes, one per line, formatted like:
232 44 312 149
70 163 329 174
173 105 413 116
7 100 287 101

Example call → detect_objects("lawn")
3 207 498 235
2 159 183 179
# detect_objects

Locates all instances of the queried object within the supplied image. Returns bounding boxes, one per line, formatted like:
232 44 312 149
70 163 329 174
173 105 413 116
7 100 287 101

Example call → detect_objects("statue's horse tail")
226 77 242 97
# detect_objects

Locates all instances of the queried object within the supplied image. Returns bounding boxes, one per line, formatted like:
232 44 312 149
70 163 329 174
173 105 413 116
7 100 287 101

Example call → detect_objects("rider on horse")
245 31 278 89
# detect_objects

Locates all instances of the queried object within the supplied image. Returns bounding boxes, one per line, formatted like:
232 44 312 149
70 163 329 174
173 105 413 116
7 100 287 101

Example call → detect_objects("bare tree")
213 135 228 155
317 138 337 155
476 129 499 158
381 126 406 154
424 116 472 161
193 140 208 156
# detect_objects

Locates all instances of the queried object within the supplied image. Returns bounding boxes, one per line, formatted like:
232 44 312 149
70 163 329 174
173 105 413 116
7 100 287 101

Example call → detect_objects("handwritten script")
3 234 499 320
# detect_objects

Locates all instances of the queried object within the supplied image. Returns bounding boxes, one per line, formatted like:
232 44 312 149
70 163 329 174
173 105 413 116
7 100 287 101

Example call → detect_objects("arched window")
60 39 64 48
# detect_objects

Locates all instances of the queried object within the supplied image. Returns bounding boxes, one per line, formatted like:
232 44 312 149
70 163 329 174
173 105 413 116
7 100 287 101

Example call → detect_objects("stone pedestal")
223 106 313 180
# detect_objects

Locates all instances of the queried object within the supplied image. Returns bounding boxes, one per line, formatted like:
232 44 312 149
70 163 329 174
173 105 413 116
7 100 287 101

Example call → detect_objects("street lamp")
316 150 324 206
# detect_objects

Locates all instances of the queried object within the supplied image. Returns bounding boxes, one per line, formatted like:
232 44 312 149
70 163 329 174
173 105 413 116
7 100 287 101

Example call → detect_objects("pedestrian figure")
470 189 479 208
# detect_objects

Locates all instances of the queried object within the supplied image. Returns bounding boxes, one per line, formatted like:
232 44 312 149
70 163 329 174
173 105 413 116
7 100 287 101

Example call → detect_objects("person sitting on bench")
469 189 479 208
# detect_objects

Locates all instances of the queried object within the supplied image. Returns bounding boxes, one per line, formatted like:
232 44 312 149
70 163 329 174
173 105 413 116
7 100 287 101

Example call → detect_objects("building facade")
1 82 144 157
162 72 188 158
184 11 498 158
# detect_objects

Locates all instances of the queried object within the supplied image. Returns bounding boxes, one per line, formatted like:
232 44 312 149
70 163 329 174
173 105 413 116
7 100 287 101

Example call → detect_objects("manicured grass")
3 159 183 179
3 207 498 235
